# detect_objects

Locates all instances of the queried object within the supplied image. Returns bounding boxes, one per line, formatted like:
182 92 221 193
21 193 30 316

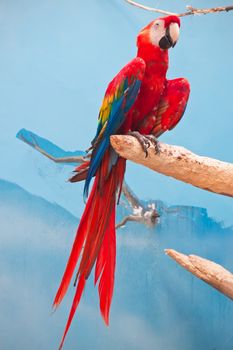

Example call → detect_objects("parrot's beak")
159 22 180 50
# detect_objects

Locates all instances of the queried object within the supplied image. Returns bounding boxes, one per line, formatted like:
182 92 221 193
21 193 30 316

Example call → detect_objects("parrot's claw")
144 135 160 154
128 131 150 157
128 131 159 157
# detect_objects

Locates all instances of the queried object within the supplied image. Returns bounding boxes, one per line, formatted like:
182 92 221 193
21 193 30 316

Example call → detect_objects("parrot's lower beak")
159 27 176 50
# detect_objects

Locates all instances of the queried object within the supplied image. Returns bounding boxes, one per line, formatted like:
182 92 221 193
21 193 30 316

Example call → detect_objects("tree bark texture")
110 135 233 198
165 249 233 300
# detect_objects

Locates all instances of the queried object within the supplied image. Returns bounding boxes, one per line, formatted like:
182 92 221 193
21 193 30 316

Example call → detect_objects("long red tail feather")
55 151 126 349
53 180 97 309
97 208 116 324
58 275 86 350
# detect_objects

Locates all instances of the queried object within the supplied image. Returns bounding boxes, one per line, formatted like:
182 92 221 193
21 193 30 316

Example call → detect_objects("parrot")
54 15 190 349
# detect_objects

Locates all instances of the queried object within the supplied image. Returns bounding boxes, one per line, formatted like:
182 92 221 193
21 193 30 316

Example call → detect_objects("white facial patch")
149 20 166 47
169 23 180 44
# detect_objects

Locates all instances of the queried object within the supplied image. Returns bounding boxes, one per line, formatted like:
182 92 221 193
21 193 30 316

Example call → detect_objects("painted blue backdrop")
0 1 233 349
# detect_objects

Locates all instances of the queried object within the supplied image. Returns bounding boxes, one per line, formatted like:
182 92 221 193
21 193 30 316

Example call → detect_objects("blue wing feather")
84 77 142 199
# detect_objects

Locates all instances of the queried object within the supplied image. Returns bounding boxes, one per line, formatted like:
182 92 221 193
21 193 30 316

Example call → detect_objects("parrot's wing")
152 78 190 137
138 78 190 137
93 57 145 144
83 57 146 197
16 128 86 165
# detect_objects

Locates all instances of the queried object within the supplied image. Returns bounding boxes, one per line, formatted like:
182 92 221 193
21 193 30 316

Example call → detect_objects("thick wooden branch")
165 249 233 300
110 135 233 198
125 0 233 17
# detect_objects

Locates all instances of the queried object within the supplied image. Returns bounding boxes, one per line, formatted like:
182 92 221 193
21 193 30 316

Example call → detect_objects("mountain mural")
0 179 233 350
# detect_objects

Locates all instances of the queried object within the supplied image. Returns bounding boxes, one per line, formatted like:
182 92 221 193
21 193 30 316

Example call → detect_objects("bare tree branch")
125 0 233 17
125 0 176 16
165 249 233 300
17 129 160 229
116 214 143 229
116 207 159 229
18 133 87 164
122 182 141 209
117 182 160 229
110 135 233 198
32 145 86 164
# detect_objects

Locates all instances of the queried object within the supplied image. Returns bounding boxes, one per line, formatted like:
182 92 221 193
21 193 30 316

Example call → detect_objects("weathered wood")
165 249 233 300
116 182 159 229
110 135 233 198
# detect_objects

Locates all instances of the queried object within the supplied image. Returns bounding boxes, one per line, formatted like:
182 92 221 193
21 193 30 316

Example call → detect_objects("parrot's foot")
128 131 159 157
144 134 160 154
128 131 150 157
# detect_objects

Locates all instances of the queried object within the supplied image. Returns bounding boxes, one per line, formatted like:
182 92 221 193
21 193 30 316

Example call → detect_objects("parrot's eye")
155 23 159 27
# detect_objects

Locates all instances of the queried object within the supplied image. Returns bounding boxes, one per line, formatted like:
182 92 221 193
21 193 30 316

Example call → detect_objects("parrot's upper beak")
159 22 180 50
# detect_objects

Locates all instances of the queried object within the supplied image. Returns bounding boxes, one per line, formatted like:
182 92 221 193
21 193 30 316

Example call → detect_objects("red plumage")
55 149 126 348
53 178 97 309
54 15 190 349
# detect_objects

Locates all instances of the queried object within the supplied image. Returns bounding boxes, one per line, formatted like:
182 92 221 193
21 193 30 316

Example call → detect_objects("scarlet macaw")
54 15 190 349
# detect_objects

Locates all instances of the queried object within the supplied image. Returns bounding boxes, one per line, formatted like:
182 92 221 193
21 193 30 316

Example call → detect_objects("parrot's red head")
137 16 180 50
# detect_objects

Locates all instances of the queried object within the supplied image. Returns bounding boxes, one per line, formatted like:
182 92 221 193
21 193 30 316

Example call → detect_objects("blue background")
0 1 233 349
1 0 233 223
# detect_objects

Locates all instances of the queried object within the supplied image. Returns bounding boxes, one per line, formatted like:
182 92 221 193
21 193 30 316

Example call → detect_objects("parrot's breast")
129 46 169 131
130 73 166 131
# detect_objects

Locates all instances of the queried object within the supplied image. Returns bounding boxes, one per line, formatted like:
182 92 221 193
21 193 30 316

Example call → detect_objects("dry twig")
125 0 233 17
